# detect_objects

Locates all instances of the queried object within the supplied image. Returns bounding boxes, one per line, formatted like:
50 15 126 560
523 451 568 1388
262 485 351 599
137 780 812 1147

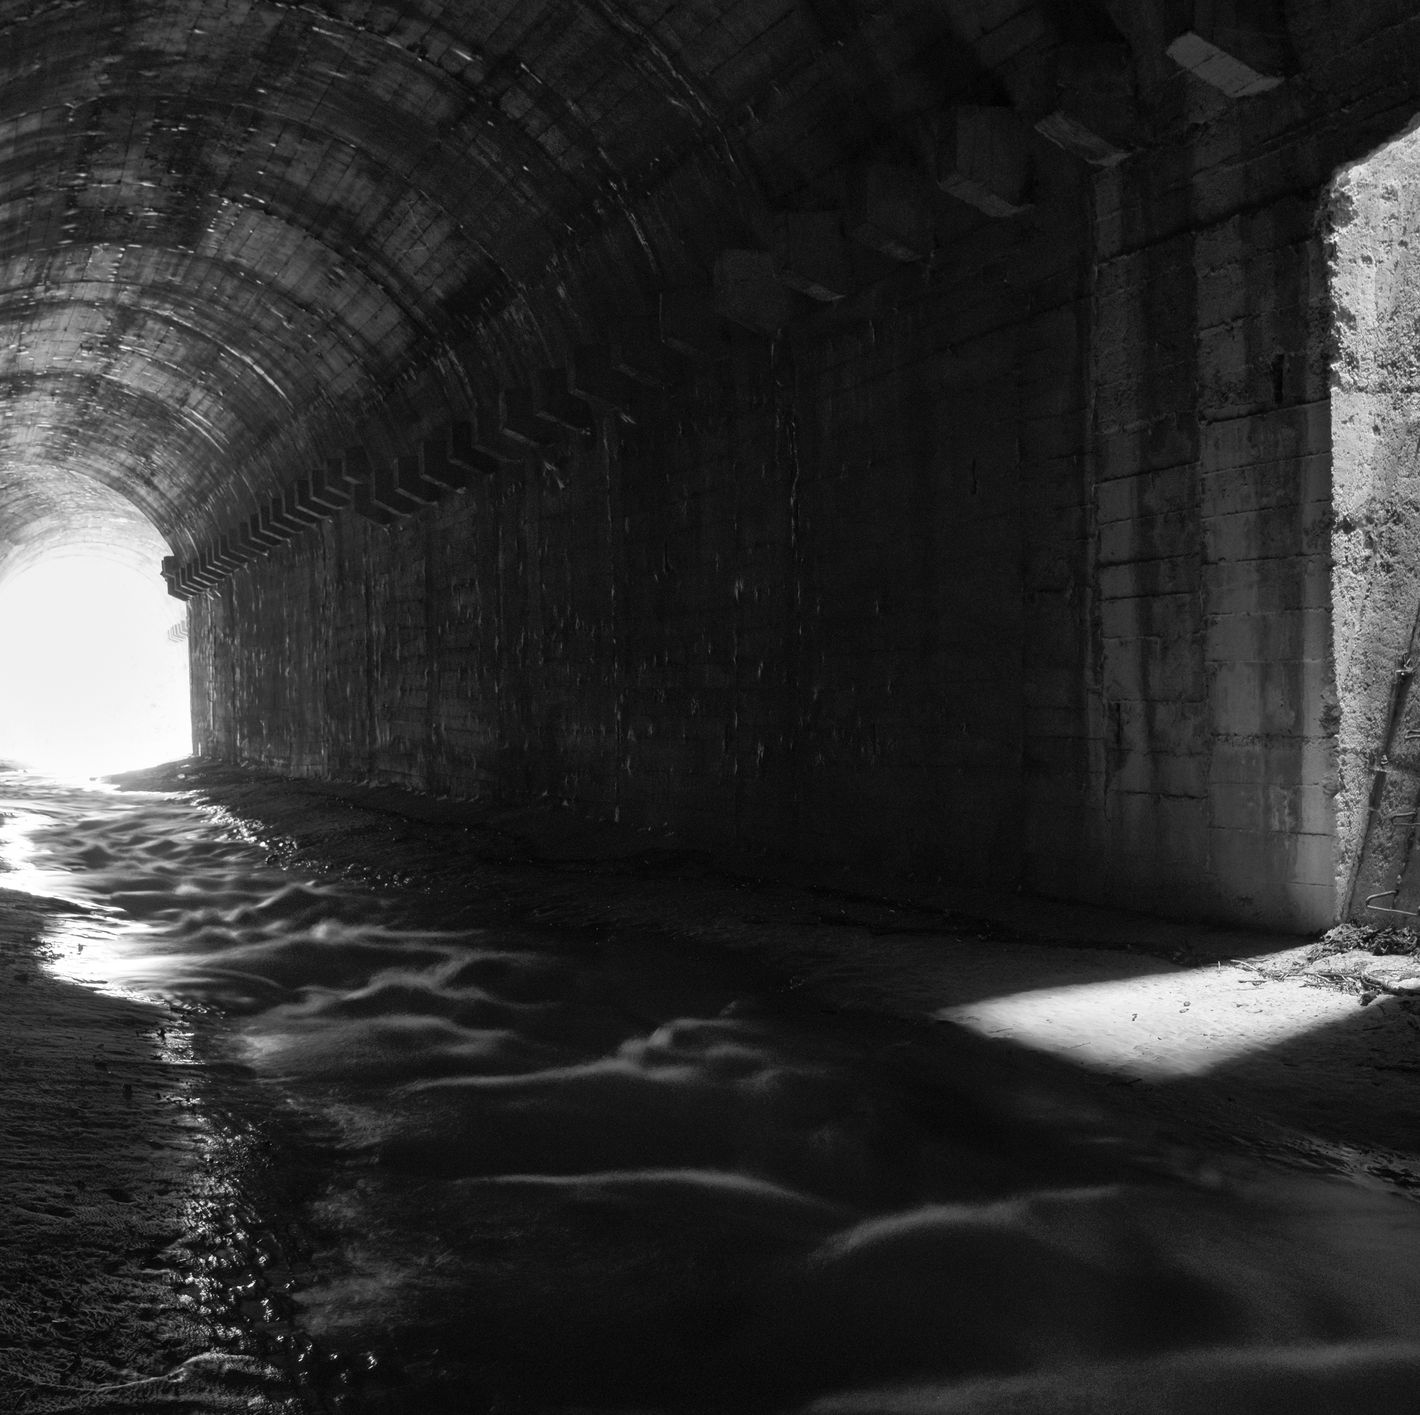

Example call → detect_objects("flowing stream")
7 768 1420 1413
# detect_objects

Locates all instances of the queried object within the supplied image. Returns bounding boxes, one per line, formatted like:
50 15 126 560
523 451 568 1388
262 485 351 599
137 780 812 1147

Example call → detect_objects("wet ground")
5 759 1420 1413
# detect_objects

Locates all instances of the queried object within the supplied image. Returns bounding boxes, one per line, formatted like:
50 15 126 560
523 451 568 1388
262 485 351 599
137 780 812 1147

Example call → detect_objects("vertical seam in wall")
1084 166 1107 812
603 412 624 824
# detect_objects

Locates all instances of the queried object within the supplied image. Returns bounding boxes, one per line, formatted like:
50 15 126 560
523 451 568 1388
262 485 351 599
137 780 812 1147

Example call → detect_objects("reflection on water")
9 767 1420 1412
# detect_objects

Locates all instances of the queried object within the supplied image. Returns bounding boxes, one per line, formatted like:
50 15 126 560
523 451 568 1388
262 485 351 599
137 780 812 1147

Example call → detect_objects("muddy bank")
0 882 304 1412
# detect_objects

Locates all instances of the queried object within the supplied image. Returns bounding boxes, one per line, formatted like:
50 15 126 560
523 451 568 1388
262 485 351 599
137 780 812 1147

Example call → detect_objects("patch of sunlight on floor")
0 553 190 778
937 953 1355 1079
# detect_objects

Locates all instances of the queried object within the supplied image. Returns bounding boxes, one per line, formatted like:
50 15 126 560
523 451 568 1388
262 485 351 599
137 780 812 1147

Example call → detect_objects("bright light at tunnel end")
0 552 191 779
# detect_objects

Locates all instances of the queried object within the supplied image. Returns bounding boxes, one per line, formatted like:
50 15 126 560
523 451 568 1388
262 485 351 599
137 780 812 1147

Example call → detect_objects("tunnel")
9 2 1420 1412
0 0 1387 935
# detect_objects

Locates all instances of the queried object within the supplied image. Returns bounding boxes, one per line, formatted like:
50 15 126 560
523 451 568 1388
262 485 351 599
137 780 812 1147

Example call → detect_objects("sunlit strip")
936 961 1360 1079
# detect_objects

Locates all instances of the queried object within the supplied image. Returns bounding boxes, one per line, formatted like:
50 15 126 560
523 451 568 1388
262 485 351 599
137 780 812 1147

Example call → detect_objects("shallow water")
8 768 1420 1413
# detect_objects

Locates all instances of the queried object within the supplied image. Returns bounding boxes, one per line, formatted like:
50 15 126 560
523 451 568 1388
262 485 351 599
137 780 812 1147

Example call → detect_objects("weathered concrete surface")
1327 132 1420 924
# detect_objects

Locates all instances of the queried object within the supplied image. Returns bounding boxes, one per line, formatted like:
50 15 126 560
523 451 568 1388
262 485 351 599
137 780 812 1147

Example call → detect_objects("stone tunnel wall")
187 5 1420 934
190 146 1092 886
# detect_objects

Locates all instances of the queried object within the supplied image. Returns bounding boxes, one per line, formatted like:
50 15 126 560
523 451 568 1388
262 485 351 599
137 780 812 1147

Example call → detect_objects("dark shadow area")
0 758 1395 1414
103 760 1420 1179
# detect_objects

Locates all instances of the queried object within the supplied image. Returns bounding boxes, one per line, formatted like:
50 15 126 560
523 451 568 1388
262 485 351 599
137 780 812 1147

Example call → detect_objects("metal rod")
1364 891 1420 918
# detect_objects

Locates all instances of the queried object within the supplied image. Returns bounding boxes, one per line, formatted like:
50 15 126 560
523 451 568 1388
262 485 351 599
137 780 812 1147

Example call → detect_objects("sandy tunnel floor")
5 758 1420 1413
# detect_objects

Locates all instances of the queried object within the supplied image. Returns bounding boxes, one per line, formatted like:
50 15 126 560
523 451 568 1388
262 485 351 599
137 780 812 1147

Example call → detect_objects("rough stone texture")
16 1 1420 930
1328 136 1420 924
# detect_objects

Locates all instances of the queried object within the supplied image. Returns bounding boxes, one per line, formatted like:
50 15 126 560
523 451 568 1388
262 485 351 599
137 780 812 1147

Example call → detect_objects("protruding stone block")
346 447 401 524
265 490 306 536
535 369 595 435
394 452 443 505
282 480 328 527
190 550 226 587
502 386 561 447
225 527 261 563
569 345 636 412
1023 43 1137 166
367 455 429 515
173 559 206 595
351 489 400 526
714 249 791 334
421 428 471 493
847 162 933 262
308 457 356 512
610 318 682 388
659 287 729 360
160 555 189 601
258 503 294 545
218 533 253 571
342 446 374 490
772 212 855 302
465 401 520 462
426 420 499 489
1167 2 1287 96
449 418 503 475
246 510 283 550
932 107 1032 217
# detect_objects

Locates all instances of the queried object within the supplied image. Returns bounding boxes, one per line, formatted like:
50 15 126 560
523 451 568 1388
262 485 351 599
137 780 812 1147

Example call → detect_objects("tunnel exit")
0 552 190 778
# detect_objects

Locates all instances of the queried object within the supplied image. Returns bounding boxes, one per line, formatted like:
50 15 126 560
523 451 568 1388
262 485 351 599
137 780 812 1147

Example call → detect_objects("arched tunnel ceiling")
0 0 1126 581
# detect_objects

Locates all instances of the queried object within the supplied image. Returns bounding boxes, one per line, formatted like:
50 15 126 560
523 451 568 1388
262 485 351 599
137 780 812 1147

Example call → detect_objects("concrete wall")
191 151 1092 883
1328 129 1420 920
188 5 1420 933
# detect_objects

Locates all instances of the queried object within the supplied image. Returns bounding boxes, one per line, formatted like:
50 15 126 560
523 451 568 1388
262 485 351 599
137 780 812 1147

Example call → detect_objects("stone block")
469 401 522 461
234 531 266 566
536 368 595 435
772 211 855 301
932 107 1033 217
347 447 404 523
1208 659 1323 737
188 551 225 588
282 480 328 527
392 452 442 507
1209 780 1332 836
207 533 245 571
419 423 479 492
569 344 636 411
610 317 682 388
846 161 933 262
257 502 295 544
245 510 282 550
160 555 189 600
713 249 791 333
228 525 265 562
502 386 561 447
352 480 402 525
264 490 305 536
1166 1 1287 97
307 457 356 512
1022 43 1137 167
173 561 203 596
